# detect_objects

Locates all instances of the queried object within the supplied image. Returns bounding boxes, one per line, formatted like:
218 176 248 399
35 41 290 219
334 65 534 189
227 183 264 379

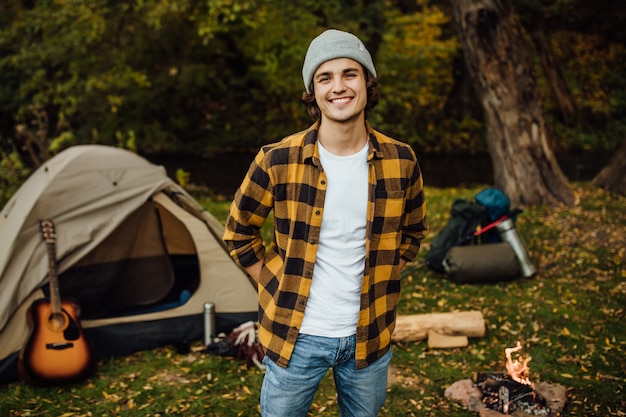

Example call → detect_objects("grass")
1 183 624 416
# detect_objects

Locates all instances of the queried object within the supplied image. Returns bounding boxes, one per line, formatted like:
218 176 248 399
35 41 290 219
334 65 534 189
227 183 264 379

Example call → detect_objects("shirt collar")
302 121 384 166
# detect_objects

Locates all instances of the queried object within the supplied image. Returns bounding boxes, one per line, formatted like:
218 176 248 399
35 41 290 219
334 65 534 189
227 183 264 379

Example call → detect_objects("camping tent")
0 145 258 384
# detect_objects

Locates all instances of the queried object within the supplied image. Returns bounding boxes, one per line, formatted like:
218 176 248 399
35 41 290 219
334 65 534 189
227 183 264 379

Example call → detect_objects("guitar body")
18 297 94 386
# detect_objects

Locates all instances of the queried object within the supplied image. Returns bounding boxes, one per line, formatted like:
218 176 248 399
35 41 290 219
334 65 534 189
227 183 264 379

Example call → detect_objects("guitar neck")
47 243 62 314
40 220 62 315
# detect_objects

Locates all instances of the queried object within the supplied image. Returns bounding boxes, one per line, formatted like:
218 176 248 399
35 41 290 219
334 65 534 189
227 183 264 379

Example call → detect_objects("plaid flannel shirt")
223 122 427 369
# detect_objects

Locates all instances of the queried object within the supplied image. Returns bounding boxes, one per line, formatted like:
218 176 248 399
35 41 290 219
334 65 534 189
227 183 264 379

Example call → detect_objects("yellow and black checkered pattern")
224 121 427 369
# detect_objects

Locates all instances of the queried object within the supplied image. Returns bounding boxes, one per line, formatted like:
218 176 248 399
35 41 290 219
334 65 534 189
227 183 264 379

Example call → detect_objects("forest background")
1 0 625 206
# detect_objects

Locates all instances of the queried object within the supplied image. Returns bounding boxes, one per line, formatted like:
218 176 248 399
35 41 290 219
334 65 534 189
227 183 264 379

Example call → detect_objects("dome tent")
0 145 258 383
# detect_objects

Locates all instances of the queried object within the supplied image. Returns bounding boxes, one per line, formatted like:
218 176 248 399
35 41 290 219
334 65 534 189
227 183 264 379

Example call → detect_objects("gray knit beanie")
302 29 376 93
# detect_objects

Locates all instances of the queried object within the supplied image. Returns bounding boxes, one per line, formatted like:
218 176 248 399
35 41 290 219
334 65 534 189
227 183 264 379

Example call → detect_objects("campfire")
476 341 550 415
505 341 533 386
445 341 567 416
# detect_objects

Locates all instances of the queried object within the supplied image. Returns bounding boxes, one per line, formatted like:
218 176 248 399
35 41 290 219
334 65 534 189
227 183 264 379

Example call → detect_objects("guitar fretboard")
40 220 62 315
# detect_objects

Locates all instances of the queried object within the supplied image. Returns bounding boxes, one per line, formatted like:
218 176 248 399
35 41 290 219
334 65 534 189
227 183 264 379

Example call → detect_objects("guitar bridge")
45 342 74 350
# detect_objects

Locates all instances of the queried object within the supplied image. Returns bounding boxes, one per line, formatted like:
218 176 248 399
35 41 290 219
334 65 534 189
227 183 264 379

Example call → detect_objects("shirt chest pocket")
373 189 406 234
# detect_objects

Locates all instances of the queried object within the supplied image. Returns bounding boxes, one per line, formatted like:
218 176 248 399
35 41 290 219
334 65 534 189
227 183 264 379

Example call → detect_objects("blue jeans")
260 334 392 417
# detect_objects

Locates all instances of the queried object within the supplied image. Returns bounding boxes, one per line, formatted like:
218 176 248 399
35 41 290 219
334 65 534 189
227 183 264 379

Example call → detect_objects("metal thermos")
204 302 216 346
495 219 537 278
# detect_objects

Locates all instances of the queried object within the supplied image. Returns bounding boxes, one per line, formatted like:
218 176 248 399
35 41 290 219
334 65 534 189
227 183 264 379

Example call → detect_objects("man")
223 29 427 417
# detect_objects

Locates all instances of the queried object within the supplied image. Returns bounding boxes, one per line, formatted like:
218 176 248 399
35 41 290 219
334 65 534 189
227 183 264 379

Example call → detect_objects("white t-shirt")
300 141 369 337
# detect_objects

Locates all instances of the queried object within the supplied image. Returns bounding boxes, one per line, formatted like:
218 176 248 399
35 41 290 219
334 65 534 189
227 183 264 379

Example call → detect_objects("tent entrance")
52 199 200 319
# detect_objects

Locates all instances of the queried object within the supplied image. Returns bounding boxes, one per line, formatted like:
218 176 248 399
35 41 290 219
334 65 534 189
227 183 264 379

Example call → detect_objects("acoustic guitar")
18 219 94 386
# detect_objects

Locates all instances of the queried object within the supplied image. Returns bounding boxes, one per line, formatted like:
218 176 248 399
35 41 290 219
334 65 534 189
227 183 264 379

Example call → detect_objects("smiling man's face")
313 57 368 125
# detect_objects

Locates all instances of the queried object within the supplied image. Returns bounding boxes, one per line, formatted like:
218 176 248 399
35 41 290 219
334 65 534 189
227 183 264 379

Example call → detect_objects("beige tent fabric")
0 290 43 361
0 145 258 364
0 146 170 331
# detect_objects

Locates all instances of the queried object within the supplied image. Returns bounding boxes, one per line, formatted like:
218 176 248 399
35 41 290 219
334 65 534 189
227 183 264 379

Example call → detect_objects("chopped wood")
427 330 469 348
392 311 485 343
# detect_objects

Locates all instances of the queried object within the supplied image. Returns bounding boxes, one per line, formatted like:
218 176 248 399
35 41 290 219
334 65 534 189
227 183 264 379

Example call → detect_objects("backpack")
474 187 511 243
475 187 510 222
423 199 488 273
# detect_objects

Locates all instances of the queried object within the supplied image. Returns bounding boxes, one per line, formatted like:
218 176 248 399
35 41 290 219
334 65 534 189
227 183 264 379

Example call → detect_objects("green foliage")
548 33 626 151
173 168 189 188
0 0 267 158
0 0 472 160
0 0 624 182
1 184 623 416
0 150 29 208
516 0 626 152
375 4 462 151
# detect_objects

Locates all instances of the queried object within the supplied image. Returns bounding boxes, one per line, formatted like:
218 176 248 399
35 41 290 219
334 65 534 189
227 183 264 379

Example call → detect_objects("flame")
505 341 534 387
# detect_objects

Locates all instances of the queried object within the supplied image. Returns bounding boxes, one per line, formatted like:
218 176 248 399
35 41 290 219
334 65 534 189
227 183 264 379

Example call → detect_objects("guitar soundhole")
48 312 67 331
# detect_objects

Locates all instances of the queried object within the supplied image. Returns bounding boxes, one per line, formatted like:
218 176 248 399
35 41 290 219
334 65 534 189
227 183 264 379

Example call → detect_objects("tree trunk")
449 0 575 207
591 138 626 195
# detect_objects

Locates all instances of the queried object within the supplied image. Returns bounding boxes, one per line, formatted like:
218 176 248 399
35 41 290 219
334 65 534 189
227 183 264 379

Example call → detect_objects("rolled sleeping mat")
442 243 521 283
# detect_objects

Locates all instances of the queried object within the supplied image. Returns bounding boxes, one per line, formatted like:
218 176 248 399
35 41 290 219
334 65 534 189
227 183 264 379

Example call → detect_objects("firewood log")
427 330 469 348
392 311 485 343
